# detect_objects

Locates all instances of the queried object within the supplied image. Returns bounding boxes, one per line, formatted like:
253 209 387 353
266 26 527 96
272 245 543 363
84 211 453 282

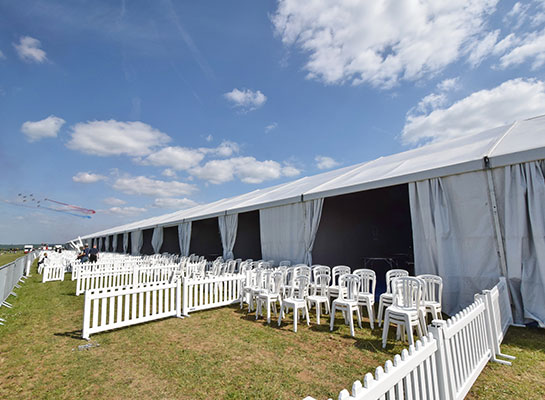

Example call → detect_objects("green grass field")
0 251 24 266
0 261 543 399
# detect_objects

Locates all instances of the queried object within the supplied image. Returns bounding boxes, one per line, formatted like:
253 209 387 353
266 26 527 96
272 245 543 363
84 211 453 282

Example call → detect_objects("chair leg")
349 308 355 337
367 302 374 330
377 298 384 327
278 304 283 326
316 302 321 325
305 304 310 326
406 317 414 346
293 308 298 333
356 306 362 329
266 299 271 324
330 304 336 331
382 312 390 348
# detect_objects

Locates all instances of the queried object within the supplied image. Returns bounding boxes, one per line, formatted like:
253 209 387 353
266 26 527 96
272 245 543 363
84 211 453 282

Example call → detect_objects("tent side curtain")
259 199 323 265
105 236 110 252
131 230 143 256
178 222 192 257
123 232 129 253
493 160 545 327
151 226 164 254
218 214 238 260
112 234 118 253
98 237 103 252
409 171 501 316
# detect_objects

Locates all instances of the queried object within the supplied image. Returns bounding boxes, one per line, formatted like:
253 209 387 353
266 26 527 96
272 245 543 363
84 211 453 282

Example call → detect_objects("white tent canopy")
77 116 545 239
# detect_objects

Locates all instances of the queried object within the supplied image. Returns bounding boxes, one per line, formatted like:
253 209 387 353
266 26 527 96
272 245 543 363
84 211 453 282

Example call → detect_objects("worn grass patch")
1 262 544 399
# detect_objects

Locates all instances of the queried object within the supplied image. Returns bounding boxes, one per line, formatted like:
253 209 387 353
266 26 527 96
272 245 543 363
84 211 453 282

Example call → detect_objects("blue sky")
1 0 545 244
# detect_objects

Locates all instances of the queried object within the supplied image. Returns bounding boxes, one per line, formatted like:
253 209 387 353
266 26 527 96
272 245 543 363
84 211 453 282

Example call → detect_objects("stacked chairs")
354 269 376 329
377 269 409 327
330 274 362 337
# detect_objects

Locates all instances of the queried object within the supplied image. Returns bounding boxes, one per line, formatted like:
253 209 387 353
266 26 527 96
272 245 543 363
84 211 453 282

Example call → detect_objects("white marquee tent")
74 115 545 326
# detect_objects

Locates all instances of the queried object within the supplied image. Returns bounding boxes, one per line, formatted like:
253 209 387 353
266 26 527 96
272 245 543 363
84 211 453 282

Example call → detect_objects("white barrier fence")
181 275 243 316
42 264 66 283
1 252 37 317
82 281 181 340
76 264 178 296
306 279 515 400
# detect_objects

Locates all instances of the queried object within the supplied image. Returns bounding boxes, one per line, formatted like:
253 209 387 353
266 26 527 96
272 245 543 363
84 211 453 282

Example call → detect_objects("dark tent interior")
115 234 123 253
312 184 414 294
126 234 132 254
233 210 262 260
189 217 223 260
140 228 154 255
108 235 114 252
160 226 180 254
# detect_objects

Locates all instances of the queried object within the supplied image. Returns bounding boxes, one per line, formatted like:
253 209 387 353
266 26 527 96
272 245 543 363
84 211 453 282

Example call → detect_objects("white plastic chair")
382 276 426 348
278 275 310 332
377 269 409 327
330 274 362 337
328 265 351 302
307 273 331 324
279 260 291 267
256 271 284 323
353 269 376 329
418 274 443 321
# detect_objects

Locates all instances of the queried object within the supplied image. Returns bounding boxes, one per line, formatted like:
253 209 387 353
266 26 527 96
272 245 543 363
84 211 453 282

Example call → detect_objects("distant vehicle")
24 245 34 253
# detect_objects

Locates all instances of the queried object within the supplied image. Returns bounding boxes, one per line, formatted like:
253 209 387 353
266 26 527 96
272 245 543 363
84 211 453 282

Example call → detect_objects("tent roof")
78 115 545 240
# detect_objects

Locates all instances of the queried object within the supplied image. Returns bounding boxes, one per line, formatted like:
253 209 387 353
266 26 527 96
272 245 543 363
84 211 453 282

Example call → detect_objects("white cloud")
498 28 545 70
315 156 340 170
272 0 498 88
224 88 267 111
113 175 197 197
103 197 126 206
67 120 171 156
21 115 65 142
437 78 460 92
161 168 177 178
207 140 240 157
265 122 278 132
466 30 499 67
152 198 198 209
106 206 147 216
205 134 213 142
72 172 107 184
13 36 47 63
0 50 5 60
504 2 531 30
142 146 204 170
414 93 448 115
402 78 545 145
190 157 300 184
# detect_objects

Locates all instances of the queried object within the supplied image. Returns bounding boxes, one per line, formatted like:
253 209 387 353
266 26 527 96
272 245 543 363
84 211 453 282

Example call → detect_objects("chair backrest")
270 271 284 295
313 273 331 296
332 265 351 286
392 277 424 309
227 260 237 274
385 269 409 293
279 260 291 267
312 265 331 281
285 266 301 286
338 274 360 301
297 265 312 280
353 268 376 295
417 274 443 303
293 275 310 300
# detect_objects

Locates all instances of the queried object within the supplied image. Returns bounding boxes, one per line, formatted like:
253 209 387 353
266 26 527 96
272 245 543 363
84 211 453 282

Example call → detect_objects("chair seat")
357 293 374 303
283 297 306 306
307 295 328 303
332 298 358 307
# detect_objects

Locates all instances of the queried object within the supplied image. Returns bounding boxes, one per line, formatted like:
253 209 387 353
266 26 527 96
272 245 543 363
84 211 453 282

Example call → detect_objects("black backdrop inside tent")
126 234 132 254
189 217 223 259
140 228 154 255
232 210 262 260
312 184 414 292
160 226 180 254
116 234 123 253
108 235 114 252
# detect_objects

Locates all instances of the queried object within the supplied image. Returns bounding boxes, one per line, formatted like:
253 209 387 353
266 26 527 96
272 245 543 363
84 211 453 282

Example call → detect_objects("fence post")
82 291 91 340
182 276 189 317
176 276 183 318
429 320 453 400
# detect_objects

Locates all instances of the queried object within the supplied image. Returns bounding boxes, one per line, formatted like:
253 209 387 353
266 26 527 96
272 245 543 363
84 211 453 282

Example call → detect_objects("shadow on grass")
54 329 84 340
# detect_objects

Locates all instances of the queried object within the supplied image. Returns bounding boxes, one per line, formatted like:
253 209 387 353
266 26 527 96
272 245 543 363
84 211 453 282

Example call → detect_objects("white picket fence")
306 279 514 400
42 264 65 283
76 264 178 296
181 275 243 316
82 280 181 340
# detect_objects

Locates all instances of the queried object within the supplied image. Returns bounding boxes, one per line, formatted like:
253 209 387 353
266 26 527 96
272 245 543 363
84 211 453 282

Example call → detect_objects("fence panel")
42 264 65 283
182 275 242 316
82 280 181 339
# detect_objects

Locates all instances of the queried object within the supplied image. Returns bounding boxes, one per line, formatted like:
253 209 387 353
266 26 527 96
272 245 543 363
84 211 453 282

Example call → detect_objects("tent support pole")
484 157 508 278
